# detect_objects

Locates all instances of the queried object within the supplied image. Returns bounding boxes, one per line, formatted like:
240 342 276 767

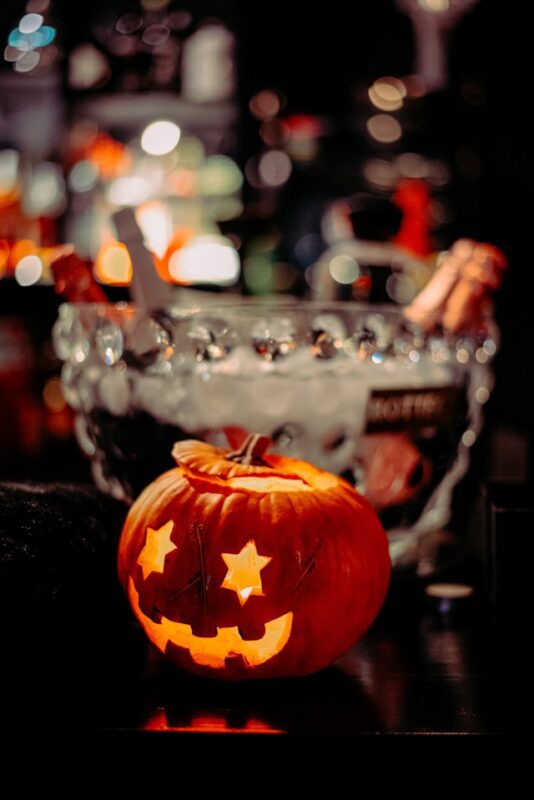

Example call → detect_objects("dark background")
0 0 531 479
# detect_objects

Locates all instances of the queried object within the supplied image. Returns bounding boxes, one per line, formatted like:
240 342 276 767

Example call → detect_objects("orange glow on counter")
143 708 284 734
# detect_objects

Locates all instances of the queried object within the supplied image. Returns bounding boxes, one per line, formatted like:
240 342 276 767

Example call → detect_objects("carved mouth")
128 578 293 670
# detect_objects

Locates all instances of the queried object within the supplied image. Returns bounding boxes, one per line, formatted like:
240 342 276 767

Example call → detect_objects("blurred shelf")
74 92 239 132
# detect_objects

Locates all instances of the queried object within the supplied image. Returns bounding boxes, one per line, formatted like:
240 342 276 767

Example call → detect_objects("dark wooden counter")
1 482 527 737
5 605 524 737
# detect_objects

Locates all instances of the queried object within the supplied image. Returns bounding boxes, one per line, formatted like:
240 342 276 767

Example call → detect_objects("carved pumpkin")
118 434 390 680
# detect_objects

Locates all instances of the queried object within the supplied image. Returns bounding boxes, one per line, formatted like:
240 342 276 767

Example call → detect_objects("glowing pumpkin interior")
119 434 391 680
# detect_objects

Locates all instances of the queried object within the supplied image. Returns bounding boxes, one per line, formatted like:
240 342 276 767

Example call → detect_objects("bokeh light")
249 90 281 121
258 150 292 187
175 135 205 169
362 158 397 190
14 50 40 72
367 114 402 143
68 160 99 193
142 24 170 47
461 429 476 447
15 255 43 286
95 241 133 285
116 13 142 35
19 14 43 34
68 44 110 89
141 120 181 156
0 150 19 195
198 156 243 196
30 26 56 47
168 236 240 285
25 162 66 216
386 274 417 303
396 152 428 178
8 30 29 48
4 46 24 63
368 77 406 111
475 386 490 404
135 201 173 259
328 254 360 284
243 255 272 293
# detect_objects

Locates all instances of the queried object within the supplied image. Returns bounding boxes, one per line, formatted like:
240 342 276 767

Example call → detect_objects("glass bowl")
53 299 496 570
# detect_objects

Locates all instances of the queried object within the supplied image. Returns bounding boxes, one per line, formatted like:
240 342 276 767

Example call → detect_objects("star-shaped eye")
138 520 177 580
221 540 272 606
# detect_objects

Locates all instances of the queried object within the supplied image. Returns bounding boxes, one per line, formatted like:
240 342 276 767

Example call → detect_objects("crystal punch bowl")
53 300 496 569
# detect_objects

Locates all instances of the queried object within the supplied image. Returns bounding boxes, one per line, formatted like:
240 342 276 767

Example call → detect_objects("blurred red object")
51 250 108 303
358 433 432 509
392 179 433 256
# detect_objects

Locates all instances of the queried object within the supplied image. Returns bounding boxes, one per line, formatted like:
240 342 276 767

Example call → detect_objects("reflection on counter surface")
4 592 521 735
135 616 487 735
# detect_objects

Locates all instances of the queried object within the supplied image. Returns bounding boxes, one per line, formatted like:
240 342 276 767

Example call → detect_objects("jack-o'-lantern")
118 434 390 680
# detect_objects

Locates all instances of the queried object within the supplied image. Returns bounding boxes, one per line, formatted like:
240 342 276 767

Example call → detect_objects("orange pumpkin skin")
118 438 390 681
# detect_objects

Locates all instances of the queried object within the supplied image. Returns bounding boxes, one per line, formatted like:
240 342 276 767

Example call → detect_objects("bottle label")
365 385 461 434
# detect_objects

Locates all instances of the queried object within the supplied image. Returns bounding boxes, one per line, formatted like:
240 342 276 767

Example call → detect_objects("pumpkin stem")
226 433 272 465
